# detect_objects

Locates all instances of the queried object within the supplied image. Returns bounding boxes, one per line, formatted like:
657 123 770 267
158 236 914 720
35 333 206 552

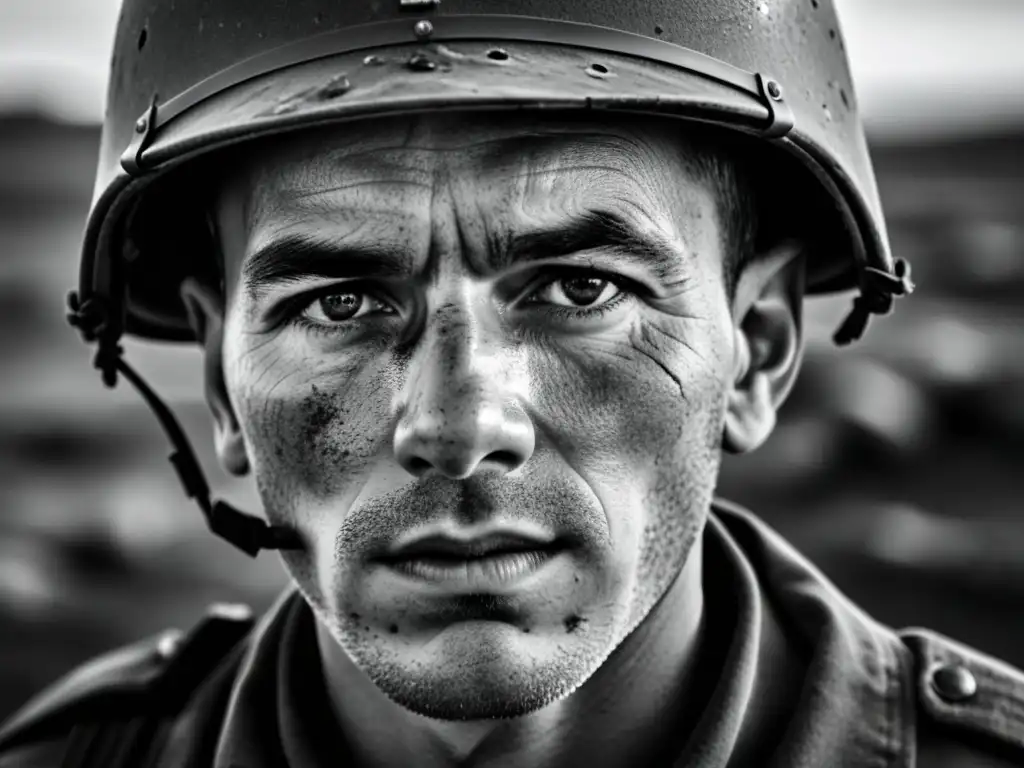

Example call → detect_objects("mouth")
376 532 566 589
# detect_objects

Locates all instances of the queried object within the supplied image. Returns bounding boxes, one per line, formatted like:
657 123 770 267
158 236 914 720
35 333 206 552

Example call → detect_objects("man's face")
210 113 740 720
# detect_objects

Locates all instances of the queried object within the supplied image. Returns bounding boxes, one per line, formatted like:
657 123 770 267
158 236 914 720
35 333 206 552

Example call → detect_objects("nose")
393 305 534 480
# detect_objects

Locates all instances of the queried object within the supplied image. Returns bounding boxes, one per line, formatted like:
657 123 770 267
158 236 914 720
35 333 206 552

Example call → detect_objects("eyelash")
285 270 634 335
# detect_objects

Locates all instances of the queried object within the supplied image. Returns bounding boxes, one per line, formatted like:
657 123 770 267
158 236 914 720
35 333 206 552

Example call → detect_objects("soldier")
2 0 1023 766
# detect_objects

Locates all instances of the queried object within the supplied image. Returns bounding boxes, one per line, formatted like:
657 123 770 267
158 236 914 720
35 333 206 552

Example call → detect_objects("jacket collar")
710 499 916 767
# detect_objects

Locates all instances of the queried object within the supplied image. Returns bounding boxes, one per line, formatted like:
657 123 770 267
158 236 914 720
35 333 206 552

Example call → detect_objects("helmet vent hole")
585 62 611 78
137 28 148 51
811 0 819 7
486 48 510 62
654 25 664 35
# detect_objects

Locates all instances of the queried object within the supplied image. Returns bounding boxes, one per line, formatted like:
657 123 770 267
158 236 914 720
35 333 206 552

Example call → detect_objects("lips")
376 531 565 589
383 532 561 561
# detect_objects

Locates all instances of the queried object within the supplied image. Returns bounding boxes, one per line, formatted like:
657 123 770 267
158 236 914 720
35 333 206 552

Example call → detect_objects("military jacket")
2 500 1024 767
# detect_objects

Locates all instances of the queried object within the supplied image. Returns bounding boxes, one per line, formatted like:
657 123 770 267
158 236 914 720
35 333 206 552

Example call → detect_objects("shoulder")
0 603 256 767
899 627 1024 767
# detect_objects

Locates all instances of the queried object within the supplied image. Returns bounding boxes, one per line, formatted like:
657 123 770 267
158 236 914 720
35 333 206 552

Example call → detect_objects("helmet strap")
832 258 914 345
67 290 302 557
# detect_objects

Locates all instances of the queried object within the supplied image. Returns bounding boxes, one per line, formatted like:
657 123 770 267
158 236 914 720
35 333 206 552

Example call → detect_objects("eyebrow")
501 209 685 279
242 236 412 300
242 209 685 299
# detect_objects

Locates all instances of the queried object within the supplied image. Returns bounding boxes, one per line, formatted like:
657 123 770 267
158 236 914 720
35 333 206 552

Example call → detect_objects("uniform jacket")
2 499 1023 767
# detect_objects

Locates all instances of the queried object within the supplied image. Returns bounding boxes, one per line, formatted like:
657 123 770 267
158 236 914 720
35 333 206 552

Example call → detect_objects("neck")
316 542 708 768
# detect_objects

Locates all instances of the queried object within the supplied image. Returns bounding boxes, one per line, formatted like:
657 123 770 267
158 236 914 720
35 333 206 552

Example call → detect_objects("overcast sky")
1 0 1022 137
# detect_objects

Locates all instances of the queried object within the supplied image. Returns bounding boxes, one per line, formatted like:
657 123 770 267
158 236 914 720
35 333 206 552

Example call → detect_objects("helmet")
75 0 912 349
65 0 914 555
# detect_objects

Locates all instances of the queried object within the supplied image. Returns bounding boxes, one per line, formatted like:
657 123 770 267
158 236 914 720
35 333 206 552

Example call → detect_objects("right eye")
297 288 397 329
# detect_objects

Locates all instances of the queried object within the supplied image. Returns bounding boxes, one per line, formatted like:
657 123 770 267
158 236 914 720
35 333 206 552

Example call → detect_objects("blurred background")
2 0 1023 721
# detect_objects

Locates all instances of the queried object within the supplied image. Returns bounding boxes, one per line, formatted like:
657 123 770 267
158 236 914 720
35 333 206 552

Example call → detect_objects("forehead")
226 113 709 226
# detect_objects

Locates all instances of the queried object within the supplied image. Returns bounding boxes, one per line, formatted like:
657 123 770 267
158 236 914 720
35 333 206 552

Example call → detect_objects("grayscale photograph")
0 1 1022 765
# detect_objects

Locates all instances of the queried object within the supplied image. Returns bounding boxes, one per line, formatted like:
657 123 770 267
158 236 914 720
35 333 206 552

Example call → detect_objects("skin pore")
181 112 805 767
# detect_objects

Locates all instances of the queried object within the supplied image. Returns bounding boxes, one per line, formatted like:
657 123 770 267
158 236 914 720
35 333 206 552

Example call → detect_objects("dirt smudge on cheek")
236 348 398 506
563 614 587 634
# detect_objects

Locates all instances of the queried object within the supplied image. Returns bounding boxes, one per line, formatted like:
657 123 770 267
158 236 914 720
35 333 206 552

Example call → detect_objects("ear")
723 242 806 455
180 277 250 476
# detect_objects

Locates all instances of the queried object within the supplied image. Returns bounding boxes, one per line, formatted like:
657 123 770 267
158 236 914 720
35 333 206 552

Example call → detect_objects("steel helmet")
66 0 914 555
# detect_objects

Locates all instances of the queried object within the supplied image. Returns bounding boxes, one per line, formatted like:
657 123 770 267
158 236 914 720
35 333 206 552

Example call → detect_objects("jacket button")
930 663 978 702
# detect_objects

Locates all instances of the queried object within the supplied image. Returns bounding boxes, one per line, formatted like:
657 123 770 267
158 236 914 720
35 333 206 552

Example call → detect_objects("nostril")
405 456 433 475
487 450 521 469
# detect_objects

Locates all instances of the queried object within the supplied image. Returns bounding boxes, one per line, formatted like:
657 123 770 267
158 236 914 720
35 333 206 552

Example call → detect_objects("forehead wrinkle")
487 126 671 179
514 163 680 241
282 177 433 205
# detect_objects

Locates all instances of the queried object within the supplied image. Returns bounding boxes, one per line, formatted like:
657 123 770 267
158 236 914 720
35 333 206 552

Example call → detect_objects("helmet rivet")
135 117 148 133
766 80 783 101
414 19 433 38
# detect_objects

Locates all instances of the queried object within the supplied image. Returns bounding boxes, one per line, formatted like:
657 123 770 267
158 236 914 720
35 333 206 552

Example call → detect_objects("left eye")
302 291 395 323
530 275 622 308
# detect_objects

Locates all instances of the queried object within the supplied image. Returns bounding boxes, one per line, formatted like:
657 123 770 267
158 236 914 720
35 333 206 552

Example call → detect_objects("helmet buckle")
121 97 158 176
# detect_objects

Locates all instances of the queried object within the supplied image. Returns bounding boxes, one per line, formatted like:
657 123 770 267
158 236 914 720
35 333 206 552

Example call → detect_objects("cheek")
227 338 398 518
529 314 729 573
531 316 727 480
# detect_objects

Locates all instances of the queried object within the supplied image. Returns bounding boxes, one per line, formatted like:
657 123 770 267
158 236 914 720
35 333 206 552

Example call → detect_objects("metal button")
930 663 978 703
155 630 183 660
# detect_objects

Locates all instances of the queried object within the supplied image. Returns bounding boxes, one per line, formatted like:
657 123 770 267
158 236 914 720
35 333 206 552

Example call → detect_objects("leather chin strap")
66 291 302 558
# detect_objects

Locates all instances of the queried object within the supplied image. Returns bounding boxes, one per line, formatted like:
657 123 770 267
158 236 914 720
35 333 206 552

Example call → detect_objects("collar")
709 499 916 767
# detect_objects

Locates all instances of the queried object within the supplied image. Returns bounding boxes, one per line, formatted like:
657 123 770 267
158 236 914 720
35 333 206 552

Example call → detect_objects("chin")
345 619 608 721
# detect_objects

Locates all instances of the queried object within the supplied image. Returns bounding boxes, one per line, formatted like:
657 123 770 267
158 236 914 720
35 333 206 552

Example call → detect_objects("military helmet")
65 0 915 556
72 0 912 354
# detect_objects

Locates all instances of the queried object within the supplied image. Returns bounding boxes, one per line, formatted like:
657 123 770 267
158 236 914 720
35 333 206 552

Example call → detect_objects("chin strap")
832 258 915 346
66 291 302 558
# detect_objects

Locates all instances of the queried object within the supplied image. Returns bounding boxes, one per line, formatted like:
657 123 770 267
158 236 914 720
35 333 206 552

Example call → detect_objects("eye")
529 275 622 309
301 289 395 325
